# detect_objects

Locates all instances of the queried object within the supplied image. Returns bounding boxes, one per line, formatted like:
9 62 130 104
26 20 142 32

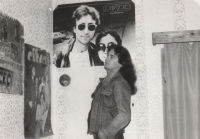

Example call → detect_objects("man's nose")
83 26 89 34
105 55 110 61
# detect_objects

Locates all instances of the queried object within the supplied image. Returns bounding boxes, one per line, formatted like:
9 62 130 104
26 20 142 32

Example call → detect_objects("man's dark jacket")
53 37 101 68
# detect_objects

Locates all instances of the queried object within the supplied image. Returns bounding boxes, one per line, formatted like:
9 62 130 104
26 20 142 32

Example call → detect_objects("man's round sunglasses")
98 42 116 51
77 24 97 31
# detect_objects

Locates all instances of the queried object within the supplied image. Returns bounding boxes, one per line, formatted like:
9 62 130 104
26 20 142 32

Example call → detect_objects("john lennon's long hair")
108 45 137 95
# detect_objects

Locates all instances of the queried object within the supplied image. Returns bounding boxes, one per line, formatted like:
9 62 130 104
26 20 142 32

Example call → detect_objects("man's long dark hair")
108 45 137 95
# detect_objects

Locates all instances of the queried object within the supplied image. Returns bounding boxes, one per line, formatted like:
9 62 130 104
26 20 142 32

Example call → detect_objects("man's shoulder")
54 37 75 55
54 37 74 48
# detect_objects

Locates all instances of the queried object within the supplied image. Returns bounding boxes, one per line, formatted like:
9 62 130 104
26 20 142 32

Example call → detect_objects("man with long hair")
88 45 137 139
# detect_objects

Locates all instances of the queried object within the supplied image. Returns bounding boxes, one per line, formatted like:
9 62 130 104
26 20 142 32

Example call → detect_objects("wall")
144 0 174 139
0 0 200 139
0 0 52 139
144 0 200 139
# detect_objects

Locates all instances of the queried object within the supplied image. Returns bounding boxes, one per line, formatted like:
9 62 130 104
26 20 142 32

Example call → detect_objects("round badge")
59 74 71 87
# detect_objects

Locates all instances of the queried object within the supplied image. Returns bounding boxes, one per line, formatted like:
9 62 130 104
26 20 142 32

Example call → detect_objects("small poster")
24 44 53 138
0 12 24 95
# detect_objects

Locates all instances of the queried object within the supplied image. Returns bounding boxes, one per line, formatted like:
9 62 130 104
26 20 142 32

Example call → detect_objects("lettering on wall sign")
27 48 49 65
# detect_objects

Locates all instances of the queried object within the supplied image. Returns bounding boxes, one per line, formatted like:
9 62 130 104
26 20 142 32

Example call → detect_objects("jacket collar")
100 72 122 83
110 72 122 81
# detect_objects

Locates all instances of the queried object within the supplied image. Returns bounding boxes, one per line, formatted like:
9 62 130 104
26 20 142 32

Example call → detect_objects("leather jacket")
53 37 101 68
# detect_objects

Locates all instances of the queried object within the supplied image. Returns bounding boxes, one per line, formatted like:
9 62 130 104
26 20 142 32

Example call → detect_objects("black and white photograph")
53 0 135 68
24 44 53 139
0 67 13 90
10 43 19 63
15 23 24 45
0 15 8 42
1 0 200 139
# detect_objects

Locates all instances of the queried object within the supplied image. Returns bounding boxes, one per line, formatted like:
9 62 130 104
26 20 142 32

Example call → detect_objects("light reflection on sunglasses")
77 24 97 31
98 42 116 52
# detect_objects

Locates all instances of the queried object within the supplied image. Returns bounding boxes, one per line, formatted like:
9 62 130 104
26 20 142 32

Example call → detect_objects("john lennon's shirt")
69 49 90 67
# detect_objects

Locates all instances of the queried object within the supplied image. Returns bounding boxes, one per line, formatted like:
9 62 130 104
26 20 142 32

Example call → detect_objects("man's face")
74 15 96 45
104 49 122 70
32 67 35 76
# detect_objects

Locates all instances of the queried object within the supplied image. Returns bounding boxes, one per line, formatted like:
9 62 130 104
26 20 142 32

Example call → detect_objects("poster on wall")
53 0 135 68
0 12 24 95
24 44 53 138
52 1 135 139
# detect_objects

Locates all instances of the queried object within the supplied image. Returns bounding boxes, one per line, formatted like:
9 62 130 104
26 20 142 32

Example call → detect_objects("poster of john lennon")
24 44 53 138
53 0 135 68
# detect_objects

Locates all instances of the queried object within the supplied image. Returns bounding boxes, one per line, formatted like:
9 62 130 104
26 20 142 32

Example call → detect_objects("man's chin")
104 65 109 70
80 40 90 45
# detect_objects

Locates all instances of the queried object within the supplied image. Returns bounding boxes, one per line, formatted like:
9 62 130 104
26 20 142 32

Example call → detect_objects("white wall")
0 0 52 139
144 0 174 139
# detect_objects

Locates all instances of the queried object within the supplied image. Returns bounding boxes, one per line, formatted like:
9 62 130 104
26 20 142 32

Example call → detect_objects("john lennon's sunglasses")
77 24 97 31
98 42 116 51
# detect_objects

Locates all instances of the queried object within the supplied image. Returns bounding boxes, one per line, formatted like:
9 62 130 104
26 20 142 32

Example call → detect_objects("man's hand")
98 130 106 139
29 101 33 109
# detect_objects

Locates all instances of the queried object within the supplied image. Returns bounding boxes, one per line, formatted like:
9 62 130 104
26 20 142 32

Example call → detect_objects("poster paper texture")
53 0 135 68
0 12 24 95
53 0 135 139
24 43 53 138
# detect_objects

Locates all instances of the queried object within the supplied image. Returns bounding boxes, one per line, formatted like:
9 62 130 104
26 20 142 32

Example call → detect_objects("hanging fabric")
162 42 200 139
